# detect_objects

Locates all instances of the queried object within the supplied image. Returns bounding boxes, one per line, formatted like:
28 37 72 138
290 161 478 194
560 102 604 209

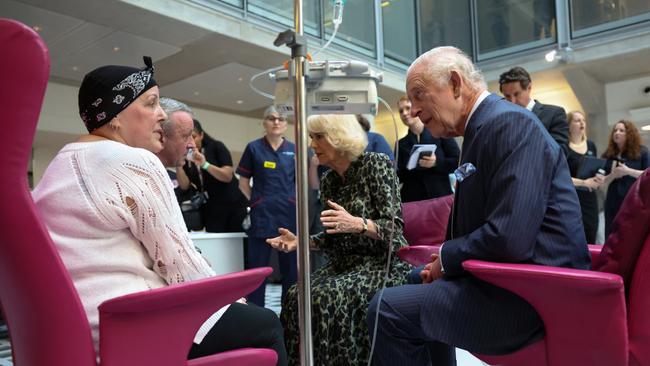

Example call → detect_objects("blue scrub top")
237 137 297 238
367 132 394 161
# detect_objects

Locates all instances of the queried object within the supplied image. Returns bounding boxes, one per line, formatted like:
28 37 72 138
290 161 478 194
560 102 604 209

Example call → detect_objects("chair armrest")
462 260 628 366
397 245 441 266
99 267 272 366
588 244 602 265
187 348 278 366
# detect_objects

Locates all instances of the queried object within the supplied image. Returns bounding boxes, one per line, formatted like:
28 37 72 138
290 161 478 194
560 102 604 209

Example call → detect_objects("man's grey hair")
408 46 487 91
159 97 193 135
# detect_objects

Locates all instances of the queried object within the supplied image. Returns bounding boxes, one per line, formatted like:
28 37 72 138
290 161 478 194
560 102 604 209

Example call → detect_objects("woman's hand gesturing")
266 228 297 252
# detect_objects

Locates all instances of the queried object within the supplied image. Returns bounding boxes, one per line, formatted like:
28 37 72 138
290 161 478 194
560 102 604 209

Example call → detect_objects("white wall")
605 74 650 146
605 74 650 125
32 81 269 185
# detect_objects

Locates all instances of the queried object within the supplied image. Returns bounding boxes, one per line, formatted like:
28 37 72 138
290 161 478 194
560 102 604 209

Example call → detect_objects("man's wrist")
201 161 210 170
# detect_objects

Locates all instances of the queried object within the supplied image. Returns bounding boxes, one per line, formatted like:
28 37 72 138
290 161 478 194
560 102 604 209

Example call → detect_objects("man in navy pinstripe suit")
367 47 591 365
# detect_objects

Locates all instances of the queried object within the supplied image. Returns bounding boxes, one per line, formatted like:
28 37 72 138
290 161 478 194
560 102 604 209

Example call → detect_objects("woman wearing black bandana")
32 58 287 364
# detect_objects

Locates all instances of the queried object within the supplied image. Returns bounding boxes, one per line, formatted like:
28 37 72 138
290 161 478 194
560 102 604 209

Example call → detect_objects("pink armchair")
397 195 452 266
468 169 650 366
397 164 650 364
0 18 276 366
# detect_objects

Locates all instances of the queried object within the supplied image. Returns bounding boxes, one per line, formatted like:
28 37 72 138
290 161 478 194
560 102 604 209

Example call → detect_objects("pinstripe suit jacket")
441 93 591 277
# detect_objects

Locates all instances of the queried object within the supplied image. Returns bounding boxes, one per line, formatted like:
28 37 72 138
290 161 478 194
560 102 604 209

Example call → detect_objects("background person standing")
237 106 297 307
396 96 460 202
183 119 248 233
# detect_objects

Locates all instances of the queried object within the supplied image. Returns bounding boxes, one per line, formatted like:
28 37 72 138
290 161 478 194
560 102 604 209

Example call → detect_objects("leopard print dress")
281 152 412 365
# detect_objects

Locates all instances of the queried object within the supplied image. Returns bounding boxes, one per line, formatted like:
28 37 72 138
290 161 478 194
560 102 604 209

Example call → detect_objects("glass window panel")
571 0 650 33
382 0 417 64
476 0 556 57
418 0 473 60
248 0 320 37
218 0 243 7
323 0 376 57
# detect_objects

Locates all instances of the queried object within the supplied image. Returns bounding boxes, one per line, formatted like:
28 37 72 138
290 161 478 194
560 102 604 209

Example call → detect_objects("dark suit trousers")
367 278 544 366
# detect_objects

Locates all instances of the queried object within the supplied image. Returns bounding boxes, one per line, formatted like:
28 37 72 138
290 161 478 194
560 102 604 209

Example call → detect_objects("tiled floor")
264 283 283 315
0 337 11 366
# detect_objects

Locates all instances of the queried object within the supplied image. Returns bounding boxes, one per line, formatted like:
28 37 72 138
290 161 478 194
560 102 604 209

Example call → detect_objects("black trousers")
188 302 288 365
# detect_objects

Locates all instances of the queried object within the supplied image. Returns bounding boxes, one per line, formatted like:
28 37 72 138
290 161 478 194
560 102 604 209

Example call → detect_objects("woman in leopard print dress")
267 114 412 365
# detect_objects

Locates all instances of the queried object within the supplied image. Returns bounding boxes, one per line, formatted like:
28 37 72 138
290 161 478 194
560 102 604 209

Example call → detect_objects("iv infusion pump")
273 60 382 116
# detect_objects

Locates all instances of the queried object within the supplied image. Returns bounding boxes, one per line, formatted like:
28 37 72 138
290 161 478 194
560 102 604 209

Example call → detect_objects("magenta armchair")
397 195 452 266
396 165 650 365
466 169 650 366
0 18 276 366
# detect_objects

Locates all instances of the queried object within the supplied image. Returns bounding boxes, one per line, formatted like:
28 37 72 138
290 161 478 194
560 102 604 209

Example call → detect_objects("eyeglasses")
265 116 287 123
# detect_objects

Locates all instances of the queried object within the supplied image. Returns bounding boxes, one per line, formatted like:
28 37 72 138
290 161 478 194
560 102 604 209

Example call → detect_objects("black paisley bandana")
78 56 158 132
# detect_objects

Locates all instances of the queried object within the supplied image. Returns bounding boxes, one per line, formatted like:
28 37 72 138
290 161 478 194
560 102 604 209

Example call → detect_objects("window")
248 0 321 37
418 0 473 60
571 0 650 37
382 0 417 64
475 0 555 60
323 0 376 57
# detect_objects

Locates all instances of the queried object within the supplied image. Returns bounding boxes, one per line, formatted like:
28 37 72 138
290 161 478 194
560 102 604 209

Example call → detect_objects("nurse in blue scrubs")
237 106 297 307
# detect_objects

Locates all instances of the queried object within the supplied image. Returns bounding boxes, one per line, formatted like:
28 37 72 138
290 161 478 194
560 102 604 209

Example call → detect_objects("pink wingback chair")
398 165 650 365
0 18 276 366
397 195 452 266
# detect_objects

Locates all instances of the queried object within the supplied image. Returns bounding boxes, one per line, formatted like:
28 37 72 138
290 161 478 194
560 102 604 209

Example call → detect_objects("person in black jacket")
396 96 460 202
499 66 568 153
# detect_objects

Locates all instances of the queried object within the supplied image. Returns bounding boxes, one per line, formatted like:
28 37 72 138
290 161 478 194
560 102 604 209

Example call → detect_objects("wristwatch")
360 217 368 234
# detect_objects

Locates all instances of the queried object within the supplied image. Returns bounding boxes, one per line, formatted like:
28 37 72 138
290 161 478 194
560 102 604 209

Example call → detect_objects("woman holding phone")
601 120 649 236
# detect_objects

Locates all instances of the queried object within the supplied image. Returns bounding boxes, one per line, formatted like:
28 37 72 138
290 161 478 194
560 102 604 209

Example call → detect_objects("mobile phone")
418 151 433 159
186 148 194 161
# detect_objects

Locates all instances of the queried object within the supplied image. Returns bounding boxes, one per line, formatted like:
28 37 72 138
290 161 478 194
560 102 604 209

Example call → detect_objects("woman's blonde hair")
567 110 587 142
307 114 368 161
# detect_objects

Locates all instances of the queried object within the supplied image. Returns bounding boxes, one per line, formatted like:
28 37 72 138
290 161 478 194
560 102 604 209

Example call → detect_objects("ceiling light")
32 25 42 32
237 77 243 82
193 91 200 96
642 125 650 131
236 100 244 104
544 50 557 62
544 47 572 63
380 1 390 7
72 66 79 71
112 46 120 52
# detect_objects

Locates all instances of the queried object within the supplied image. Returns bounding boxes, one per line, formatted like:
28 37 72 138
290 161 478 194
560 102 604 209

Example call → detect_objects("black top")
566 140 598 181
603 145 650 235
184 138 246 205
566 140 599 243
396 128 460 202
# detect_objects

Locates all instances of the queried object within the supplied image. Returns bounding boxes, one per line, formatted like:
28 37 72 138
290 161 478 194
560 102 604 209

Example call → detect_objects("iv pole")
273 0 313 364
